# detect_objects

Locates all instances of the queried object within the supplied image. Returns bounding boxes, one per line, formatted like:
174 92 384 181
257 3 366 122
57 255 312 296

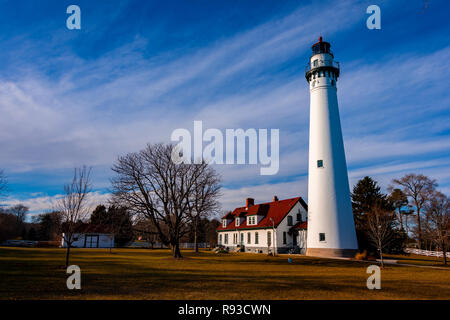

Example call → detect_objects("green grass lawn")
1 247 449 300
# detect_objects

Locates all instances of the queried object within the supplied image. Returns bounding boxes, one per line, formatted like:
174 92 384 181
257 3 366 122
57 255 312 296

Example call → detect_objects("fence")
127 241 168 248
404 248 450 258
2 240 37 247
127 242 212 249
179 242 211 249
1 240 60 247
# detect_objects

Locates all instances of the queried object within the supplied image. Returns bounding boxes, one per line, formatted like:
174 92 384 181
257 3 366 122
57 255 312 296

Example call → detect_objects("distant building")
61 225 114 248
217 197 308 254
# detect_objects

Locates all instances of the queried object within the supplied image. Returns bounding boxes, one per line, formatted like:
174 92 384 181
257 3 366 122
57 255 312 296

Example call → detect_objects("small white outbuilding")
61 225 114 248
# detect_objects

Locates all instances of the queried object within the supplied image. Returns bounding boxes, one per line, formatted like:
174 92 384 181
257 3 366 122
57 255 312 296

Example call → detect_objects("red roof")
217 197 307 231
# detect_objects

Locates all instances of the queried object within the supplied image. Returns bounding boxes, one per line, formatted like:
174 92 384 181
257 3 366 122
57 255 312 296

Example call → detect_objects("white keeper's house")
217 196 308 254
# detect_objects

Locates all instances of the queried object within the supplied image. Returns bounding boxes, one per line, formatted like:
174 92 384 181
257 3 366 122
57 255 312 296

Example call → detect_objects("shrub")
355 250 368 260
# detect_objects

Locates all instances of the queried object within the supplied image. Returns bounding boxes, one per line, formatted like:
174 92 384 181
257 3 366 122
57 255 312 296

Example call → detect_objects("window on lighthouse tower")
317 160 324 168
319 233 326 242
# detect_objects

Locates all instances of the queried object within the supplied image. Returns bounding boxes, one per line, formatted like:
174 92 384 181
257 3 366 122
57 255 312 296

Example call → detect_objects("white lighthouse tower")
305 37 358 258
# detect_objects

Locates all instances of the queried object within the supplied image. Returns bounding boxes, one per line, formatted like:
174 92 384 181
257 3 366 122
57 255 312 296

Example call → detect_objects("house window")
224 234 228 244
255 232 259 244
233 233 237 244
248 216 257 225
317 160 324 168
240 233 244 244
235 217 240 226
319 233 326 242
222 219 227 227
267 231 271 247
283 232 287 244
247 232 251 244
287 216 293 226
297 213 302 222
219 234 222 245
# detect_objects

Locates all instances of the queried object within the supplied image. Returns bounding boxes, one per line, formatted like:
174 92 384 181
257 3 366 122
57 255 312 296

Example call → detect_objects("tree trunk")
65 243 71 268
398 209 403 230
416 208 422 248
194 217 199 253
379 248 384 269
378 238 384 269
194 231 199 253
405 215 409 235
172 242 182 259
442 241 447 265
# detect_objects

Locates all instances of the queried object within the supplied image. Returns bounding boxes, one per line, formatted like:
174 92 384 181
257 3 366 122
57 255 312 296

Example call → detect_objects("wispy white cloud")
0 0 448 214
3 191 111 216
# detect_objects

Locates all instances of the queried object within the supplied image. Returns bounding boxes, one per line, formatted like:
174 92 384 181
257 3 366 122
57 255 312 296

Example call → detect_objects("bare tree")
187 168 221 252
8 204 29 234
424 191 449 265
57 166 92 267
9 204 29 223
392 174 437 248
388 188 408 231
111 143 221 258
366 204 396 268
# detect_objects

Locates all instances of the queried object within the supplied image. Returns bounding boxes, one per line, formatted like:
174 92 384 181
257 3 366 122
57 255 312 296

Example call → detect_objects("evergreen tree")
27 227 37 241
351 176 394 253
90 205 108 225
36 211 61 241
89 205 134 247
351 176 391 229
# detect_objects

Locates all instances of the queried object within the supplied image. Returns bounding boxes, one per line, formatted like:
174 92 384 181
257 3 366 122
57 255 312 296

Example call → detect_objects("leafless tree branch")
111 143 221 258
56 165 92 267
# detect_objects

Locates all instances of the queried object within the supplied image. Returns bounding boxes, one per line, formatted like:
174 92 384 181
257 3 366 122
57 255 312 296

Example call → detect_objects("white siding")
307 48 358 252
61 233 114 248
218 201 308 253
275 202 307 249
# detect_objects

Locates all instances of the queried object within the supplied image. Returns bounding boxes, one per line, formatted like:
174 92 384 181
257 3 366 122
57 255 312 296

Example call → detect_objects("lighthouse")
305 37 358 258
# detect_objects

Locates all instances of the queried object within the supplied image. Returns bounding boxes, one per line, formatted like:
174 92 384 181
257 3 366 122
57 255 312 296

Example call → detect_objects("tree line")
0 144 222 266
1 146 448 266
351 174 449 266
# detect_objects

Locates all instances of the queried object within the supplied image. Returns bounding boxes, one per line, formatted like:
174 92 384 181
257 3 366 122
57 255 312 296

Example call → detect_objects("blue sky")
0 0 449 217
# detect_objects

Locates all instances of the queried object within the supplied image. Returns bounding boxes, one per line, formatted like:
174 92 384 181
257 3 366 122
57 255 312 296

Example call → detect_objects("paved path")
282 253 449 270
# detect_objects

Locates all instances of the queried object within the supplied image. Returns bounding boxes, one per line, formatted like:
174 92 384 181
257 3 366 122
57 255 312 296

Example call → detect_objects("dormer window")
222 219 227 228
235 217 240 226
247 215 257 225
